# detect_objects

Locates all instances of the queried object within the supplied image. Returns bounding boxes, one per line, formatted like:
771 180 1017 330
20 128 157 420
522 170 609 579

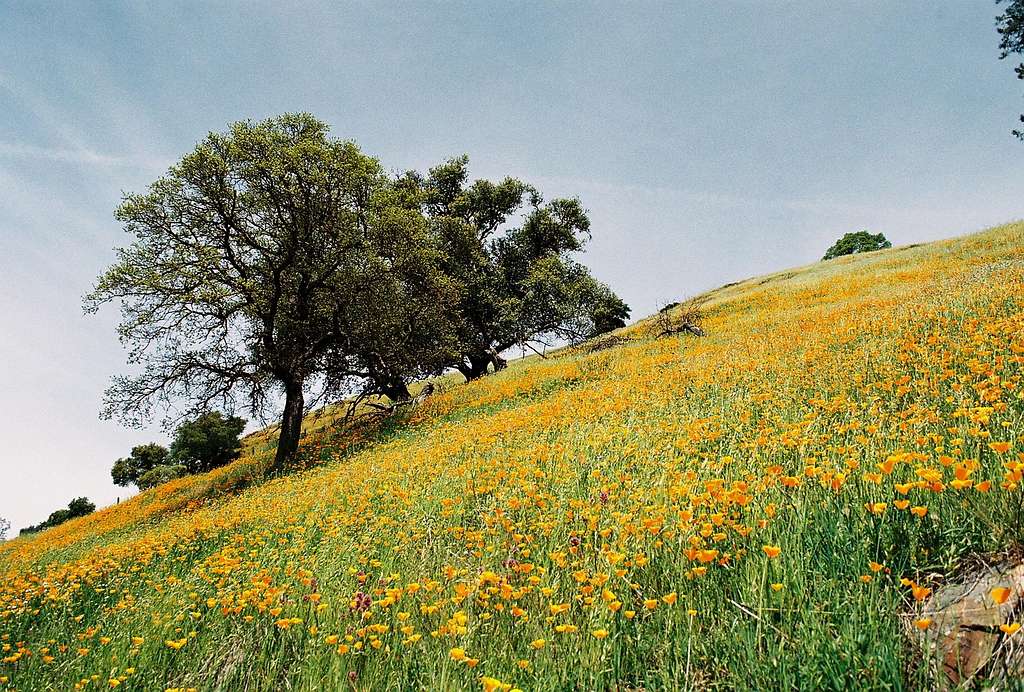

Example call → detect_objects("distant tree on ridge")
822 231 892 261
20 497 96 535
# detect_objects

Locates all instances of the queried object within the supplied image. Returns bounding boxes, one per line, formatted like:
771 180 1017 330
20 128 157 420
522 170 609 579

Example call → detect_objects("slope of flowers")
1 223 1022 690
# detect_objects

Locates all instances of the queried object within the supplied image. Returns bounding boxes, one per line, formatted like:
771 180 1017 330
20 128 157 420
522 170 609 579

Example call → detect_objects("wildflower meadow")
1 223 1022 690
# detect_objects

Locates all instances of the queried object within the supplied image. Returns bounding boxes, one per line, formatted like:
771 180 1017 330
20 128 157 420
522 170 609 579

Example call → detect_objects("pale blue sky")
1 1 1021 532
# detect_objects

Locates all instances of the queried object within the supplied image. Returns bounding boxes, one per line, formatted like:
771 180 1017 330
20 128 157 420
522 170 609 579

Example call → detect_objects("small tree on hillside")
27 497 96 533
169 411 246 474
67 497 95 518
137 464 187 489
111 443 169 488
0 517 10 541
22 498 95 534
822 231 892 261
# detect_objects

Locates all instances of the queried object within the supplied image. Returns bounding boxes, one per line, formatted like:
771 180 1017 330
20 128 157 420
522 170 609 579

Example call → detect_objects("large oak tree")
87 114 455 470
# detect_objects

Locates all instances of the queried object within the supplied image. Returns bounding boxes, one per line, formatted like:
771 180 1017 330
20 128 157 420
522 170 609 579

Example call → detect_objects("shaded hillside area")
1 223 1023 690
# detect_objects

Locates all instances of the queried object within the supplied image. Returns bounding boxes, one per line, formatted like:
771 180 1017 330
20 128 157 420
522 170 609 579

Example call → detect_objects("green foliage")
586 287 631 338
998 0 1024 138
20 497 95 535
417 156 630 378
111 443 169 487
136 464 188 490
822 230 892 260
519 256 629 344
169 412 246 474
66 497 94 517
109 414 245 490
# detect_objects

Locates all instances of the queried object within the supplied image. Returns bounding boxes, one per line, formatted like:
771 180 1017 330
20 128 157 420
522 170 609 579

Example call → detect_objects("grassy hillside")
2 223 1023 690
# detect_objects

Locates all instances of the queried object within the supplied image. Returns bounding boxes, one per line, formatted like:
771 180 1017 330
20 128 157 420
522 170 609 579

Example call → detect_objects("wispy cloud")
0 68 169 173
0 141 165 170
531 174 753 209
532 173 993 230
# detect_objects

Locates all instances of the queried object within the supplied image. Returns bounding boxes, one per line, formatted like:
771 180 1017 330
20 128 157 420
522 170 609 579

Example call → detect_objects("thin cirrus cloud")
0 140 164 170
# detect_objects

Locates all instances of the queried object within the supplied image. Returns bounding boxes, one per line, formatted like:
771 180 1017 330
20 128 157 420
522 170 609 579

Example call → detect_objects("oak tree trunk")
457 352 492 381
274 378 304 471
381 380 412 403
